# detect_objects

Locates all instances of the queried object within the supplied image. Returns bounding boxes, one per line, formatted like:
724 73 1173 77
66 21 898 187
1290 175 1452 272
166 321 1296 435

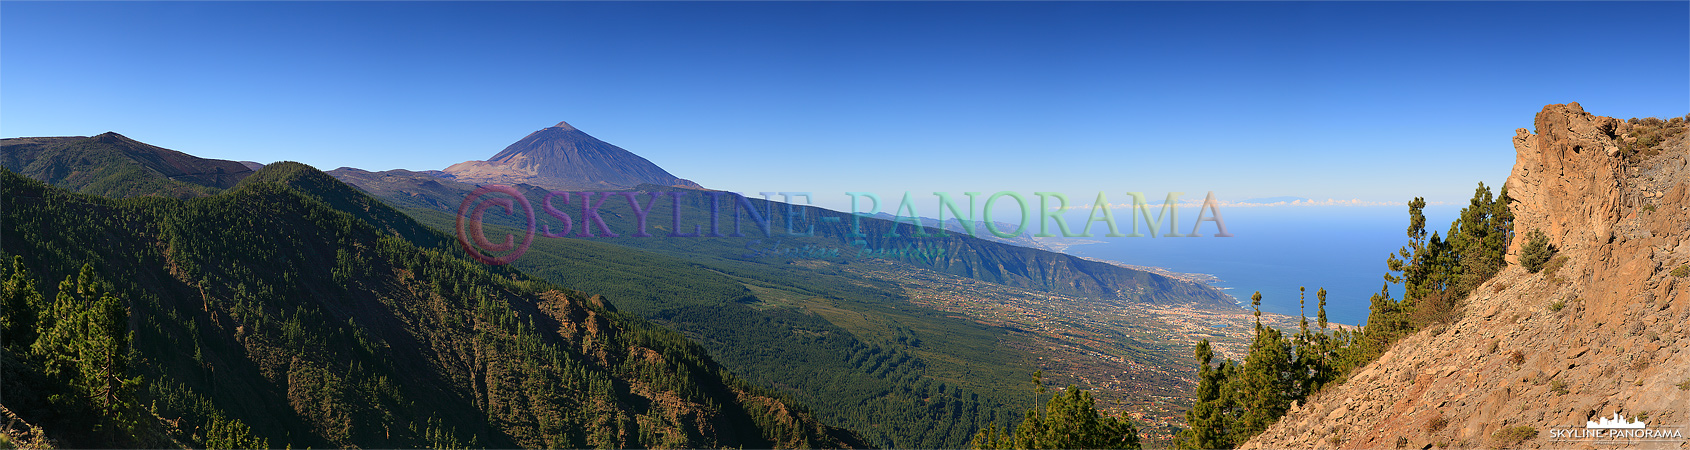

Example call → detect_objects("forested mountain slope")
0 164 863 448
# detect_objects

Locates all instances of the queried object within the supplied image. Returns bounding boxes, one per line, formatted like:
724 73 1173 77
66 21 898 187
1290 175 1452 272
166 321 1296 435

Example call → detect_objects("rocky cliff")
1242 103 1690 449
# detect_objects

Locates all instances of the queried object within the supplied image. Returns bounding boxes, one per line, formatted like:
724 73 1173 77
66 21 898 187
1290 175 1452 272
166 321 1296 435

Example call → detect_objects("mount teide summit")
440 120 702 190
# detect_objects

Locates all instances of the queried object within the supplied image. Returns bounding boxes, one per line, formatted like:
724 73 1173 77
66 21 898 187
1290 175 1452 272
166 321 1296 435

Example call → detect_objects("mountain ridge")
1 132 254 199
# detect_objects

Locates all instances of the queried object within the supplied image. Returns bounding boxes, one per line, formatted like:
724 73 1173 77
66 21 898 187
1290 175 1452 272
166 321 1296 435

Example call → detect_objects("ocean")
1059 204 1464 326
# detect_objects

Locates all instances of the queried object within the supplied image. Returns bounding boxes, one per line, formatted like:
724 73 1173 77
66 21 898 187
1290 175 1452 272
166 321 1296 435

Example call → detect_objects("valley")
838 257 1313 441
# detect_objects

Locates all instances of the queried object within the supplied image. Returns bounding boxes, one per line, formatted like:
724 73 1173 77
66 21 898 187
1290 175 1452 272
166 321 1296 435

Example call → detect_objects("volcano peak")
440 120 702 190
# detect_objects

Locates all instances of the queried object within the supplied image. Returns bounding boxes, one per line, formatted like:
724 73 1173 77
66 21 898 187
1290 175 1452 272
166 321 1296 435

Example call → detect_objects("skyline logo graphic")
1587 412 1646 429
1549 411 1685 443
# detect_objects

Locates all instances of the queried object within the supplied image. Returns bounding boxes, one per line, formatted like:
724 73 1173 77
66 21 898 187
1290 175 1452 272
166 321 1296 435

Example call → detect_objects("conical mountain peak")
440 121 703 190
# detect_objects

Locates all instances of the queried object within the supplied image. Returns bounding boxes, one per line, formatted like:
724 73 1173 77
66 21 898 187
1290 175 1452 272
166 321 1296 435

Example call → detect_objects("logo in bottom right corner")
1548 412 1686 444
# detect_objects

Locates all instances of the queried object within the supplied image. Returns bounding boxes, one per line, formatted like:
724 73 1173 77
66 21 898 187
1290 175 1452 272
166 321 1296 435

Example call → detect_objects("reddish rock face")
1507 103 1689 316
1506 102 1628 260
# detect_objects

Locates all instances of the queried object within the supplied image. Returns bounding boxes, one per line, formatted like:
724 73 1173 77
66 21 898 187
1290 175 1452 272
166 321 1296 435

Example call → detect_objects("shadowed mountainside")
1 132 253 199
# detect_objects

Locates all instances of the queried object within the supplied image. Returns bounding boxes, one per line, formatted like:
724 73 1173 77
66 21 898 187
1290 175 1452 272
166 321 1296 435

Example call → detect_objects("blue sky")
3 1 1686 212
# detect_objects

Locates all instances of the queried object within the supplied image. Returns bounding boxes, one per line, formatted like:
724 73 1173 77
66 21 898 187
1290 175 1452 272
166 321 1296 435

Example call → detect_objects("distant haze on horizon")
3 1 1685 209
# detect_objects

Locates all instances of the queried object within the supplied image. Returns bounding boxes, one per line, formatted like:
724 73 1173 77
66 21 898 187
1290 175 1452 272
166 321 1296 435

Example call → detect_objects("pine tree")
1177 340 1234 450
1520 229 1554 273
1 256 46 352
1386 197 1429 286
1490 185 1516 259
1447 182 1511 297
31 264 144 440
973 375 1141 449
1315 288 1327 329
970 422 1008 449
1388 197 1445 306
1307 287 1334 392
1358 282 1402 360
1236 292 1292 438
1291 287 1318 400
1250 291 1262 322
1179 288 1350 449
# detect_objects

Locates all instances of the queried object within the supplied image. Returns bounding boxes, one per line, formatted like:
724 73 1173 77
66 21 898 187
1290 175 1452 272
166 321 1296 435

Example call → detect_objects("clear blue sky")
4 1 1686 211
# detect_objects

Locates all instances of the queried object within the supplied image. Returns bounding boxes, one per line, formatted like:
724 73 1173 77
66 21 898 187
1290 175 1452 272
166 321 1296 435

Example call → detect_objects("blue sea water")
1058 205 1462 326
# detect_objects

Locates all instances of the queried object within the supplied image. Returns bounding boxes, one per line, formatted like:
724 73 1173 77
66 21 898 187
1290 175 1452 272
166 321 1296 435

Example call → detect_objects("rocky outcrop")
1242 104 1690 449
1509 103 1629 259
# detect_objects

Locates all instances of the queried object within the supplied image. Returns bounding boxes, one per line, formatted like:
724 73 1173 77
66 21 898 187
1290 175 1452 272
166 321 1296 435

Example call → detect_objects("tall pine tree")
30 264 144 441
1 256 46 352
972 373 1141 449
